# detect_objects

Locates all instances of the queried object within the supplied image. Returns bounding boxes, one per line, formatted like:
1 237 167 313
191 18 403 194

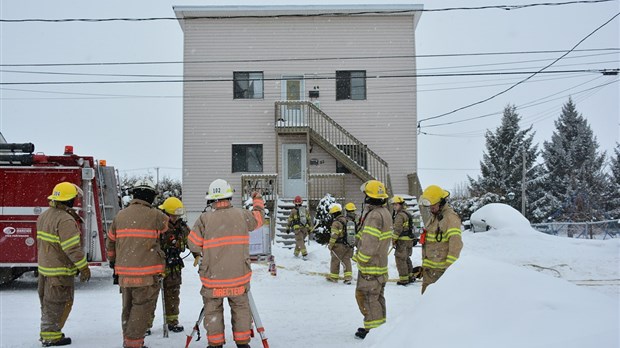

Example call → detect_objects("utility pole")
522 150 526 216
155 167 160 190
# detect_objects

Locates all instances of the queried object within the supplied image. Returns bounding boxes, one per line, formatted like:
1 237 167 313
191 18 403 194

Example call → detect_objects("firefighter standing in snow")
158 197 197 333
344 202 359 226
188 179 264 348
391 195 417 285
37 182 91 347
419 185 463 294
352 180 392 339
106 179 169 348
326 203 354 284
287 195 311 258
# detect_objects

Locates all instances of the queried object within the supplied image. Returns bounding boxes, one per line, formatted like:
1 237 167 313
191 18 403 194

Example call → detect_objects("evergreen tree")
313 194 336 245
539 98 607 221
468 105 539 219
605 143 620 218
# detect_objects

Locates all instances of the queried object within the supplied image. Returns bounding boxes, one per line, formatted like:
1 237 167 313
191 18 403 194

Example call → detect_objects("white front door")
283 143 306 198
281 75 305 125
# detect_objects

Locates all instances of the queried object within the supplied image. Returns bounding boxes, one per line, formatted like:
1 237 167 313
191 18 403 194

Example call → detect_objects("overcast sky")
1 0 618 194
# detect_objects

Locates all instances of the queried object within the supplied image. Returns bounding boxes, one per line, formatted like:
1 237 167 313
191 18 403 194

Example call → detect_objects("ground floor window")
232 144 263 172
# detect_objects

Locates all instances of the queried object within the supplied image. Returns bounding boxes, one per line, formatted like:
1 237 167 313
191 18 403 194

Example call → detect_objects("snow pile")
470 202 531 231
365 254 618 348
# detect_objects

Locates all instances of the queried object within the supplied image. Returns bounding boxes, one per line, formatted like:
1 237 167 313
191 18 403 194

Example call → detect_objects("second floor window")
336 70 366 100
234 72 264 99
232 144 263 172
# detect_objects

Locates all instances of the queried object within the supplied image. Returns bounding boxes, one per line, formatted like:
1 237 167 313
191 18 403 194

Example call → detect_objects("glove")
79 267 91 282
286 228 291 234
193 256 200 267
109 261 115 269
328 244 333 251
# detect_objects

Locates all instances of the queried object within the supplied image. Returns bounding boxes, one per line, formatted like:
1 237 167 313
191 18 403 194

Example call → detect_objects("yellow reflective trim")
422 259 447 269
362 226 381 238
74 257 88 269
61 234 80 250
40 331 63 340
355 252 371 262
36 231 60 244
38 265 78 276
357 265 388 275
364 318 386 329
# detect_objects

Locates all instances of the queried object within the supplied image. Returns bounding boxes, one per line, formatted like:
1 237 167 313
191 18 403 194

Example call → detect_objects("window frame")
336 70 366 101
232 144 264 173
233 71 264 99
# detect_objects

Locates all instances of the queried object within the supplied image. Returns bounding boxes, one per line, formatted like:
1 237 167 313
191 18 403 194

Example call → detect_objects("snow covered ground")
1 204 618 348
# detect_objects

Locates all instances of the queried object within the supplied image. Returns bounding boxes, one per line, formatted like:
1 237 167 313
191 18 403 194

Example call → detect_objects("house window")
336 144 368 173
232 144 263 172
336 70 366 100
234 72 264 99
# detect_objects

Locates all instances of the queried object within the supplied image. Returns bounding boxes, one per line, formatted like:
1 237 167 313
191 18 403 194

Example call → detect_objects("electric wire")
0 0 612 23
417 11 620 127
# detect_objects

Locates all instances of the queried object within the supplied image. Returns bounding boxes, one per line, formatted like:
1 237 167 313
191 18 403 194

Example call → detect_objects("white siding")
179 10 419 213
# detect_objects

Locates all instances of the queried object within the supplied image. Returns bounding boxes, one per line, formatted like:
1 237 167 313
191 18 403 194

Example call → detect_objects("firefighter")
106 179 169 348
352 180 392 339
418 185 463 294
157 197 197 333
344 202 359 225
286 195 311 259
391 195 416 285
188 179 264 348
326 203 354 284
37 182 91 347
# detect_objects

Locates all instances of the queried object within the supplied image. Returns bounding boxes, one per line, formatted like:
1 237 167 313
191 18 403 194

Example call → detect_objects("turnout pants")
121 282 160 348
329 243 354 281
355 273 387 330
394 240 414 282
163 272 182 325
294 227 308 256
421 268 446 294
201 286 252 346
38 275 74 343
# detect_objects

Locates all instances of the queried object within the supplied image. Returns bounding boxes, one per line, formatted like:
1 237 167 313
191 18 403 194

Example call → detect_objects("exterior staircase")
275 101 392 195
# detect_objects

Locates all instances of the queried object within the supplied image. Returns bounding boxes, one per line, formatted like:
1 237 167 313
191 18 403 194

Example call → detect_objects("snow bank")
365 254 619 348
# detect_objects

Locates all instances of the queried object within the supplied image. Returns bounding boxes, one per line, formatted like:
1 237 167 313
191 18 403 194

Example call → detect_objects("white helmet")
133 178 156 192
206 179 234 200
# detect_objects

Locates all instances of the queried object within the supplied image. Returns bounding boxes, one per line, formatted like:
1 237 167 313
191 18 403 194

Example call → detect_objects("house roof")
173 4 423 30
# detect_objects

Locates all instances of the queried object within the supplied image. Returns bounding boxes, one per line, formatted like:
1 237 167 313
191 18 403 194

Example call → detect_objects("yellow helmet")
360 180 388 199
158 197 185 215
420 185 450 206
328 203 342 214
391 195 405 204
48 182 82 201
344 202 356 211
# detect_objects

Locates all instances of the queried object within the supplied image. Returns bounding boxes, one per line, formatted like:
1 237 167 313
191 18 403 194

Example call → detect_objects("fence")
531 220 619 240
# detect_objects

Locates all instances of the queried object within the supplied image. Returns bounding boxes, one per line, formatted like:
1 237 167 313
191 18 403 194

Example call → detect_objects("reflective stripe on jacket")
421 204 463 269
352 205 393 276
188 197 264 290
36 203 87 276
393 210 414 241
106 199 169 280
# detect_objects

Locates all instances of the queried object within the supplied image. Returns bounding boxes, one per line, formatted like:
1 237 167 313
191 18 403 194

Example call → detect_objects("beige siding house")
174 4 423 218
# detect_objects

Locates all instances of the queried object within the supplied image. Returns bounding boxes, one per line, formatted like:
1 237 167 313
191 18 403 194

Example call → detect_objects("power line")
0 69 613 86
0 1 612 23
1 48 618 68
417 12 620 128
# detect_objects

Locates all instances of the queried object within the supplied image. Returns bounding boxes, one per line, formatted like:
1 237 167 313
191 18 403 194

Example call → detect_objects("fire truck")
0 142 120 284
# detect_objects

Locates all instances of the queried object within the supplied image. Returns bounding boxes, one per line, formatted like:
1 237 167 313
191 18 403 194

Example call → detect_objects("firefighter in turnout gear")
287 195 311 259
345 202 359 225
326 203 354 284
418 185 463 294
106 179 169 348
352 180 393 339
37 182 90 347
391 196 417 285
158 197 196 333
188 179 265 348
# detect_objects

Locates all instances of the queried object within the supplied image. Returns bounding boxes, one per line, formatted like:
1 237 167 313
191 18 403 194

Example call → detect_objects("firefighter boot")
354 328 369 339
41 336 72 347
167 324 184 333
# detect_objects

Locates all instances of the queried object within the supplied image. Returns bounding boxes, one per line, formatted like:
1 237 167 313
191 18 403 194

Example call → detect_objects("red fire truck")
0 142 120 284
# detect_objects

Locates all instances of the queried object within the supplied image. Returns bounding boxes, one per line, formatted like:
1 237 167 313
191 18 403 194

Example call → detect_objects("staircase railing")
275 101 392 194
